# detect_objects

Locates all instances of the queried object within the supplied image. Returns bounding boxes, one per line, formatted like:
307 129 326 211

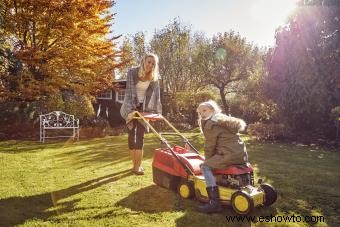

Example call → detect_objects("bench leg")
40 125 43 142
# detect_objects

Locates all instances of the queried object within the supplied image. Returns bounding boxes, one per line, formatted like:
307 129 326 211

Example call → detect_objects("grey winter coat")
201 114 248 169
120 67 162 120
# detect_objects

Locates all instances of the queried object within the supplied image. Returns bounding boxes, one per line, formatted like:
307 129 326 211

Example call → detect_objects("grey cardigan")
120 67 162 120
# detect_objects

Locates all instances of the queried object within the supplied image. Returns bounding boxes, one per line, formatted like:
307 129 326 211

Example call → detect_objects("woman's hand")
127 112 134 122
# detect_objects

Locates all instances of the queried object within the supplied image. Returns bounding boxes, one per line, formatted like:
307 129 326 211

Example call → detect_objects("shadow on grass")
0 169 133 226
0 137 117 154
248 141 340 226
0 131 202 169
51 132 200 169
0 140 69 154
49 136 163 169
175 210 252 227
116 185 176 213
116 184 259 227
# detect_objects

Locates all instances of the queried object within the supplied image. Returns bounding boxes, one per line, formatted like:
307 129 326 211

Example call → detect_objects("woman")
196 100 248 213
120 53 162 175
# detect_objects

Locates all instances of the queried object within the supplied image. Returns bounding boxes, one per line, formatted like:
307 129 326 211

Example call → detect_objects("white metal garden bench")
40 111 79 142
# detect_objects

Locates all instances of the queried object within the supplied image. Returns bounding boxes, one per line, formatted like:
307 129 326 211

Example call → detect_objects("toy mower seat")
213 163 253 175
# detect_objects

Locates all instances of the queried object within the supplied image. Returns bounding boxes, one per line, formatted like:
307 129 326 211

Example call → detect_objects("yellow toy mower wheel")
231 190 254 215
177 181 194 199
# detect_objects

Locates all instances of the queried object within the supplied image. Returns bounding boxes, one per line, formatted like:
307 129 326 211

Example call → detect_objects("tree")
149 19 203 115
195 31 261 113
189 32 213 91
132 31 146 63
266 0 340 136
1 0 124 101
116 32 147 79
150 19 197 94
0 0 7 93
0 0 4 26
116 37 135 78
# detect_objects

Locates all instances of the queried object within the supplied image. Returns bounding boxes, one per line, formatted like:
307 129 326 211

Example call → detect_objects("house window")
116 90 125 103
97 90 112 100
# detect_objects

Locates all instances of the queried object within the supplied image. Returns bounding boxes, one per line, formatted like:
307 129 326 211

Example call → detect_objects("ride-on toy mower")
131 111 277 215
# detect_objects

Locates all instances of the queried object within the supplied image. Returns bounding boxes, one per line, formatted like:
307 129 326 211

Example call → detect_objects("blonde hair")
197 100 247 133
138 53 159 81
197 100 222 132
197 100 222 116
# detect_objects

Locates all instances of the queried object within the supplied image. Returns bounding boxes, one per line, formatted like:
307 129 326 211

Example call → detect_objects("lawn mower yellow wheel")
178 182 194 199
231 191 254 215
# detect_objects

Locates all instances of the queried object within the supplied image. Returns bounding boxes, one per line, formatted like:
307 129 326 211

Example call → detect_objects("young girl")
196 100 248 213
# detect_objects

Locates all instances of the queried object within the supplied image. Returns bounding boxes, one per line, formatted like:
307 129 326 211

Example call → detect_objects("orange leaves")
1 0 125 101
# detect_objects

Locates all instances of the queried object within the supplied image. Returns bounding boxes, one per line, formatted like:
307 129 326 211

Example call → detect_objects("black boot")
197 186 222 213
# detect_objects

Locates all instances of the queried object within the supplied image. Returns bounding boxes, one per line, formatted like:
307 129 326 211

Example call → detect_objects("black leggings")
128 120 146 150
127 103 145 150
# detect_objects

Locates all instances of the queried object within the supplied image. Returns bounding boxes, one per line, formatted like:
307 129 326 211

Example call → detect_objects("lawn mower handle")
160 138 196 176
130 111 196 176
159 133 200 154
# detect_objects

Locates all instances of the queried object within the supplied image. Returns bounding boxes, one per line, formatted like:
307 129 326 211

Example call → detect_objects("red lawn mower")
132 111 277 215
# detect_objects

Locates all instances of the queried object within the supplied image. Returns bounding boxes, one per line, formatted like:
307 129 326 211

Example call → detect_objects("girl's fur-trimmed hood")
210 113 246 133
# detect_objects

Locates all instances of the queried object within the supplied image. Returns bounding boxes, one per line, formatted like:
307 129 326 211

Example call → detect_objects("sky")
110 0 299 47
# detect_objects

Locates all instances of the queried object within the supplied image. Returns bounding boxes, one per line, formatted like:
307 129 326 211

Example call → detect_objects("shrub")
64 95 95 120
247 122 292 141
0 93 96 140
169 90 218 128
330 106 340 120
47 93 95 120
46 93 64 112
0 101 43 140
229 96 280 124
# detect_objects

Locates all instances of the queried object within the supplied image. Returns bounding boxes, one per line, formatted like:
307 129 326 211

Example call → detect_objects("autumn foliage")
1 0 122 101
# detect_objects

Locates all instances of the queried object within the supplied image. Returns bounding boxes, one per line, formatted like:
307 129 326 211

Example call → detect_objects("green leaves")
267 2 340 134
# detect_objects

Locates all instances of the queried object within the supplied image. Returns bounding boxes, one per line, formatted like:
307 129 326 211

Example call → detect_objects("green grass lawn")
0 133 339 227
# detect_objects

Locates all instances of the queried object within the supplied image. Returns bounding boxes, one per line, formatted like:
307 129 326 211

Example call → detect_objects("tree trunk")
219 87 228 114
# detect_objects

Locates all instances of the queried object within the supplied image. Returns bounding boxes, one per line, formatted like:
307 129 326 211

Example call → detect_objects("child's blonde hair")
197 100 222 131
197 100 221 116
197 100 247 133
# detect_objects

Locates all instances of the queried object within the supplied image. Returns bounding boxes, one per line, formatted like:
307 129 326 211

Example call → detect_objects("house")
94 79 126 127
95 79 169 127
